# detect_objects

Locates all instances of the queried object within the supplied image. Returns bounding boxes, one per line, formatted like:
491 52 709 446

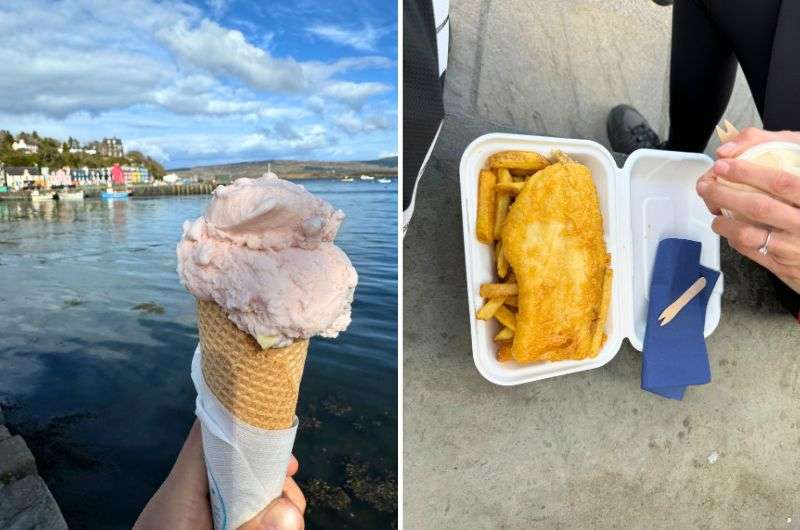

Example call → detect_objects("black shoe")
652 0 673 5
607 104 664 155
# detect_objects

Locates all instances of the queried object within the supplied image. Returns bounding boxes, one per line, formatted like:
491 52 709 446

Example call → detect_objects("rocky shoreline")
0 404 67 529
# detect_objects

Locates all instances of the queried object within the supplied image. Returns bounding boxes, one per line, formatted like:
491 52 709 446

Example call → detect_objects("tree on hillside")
4 152 37 166
38 138 61 167
0 130 13 149
127 150 146 163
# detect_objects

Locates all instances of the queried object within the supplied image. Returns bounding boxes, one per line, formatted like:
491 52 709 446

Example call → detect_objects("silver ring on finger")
758 228 773 256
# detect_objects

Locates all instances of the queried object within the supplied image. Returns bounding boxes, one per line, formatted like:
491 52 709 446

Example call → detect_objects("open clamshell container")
460 133 724 386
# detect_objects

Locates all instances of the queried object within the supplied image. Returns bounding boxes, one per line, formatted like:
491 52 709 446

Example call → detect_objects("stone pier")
0 405 67 529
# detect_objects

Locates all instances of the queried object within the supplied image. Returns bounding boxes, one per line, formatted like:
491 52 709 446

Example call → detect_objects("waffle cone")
197 299 309 429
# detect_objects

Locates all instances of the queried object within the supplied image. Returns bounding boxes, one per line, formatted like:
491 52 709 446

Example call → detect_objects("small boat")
100 188 130 200
359 174 373 181
57 189 85 201
30 190 55 201
341 176 354 182
377 178 391 183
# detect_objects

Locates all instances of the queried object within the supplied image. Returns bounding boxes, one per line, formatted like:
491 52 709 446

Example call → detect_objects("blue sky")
0 0 397 168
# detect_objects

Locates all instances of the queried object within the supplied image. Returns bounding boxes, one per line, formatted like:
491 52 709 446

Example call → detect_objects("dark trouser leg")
761 1 800 316
666 0 737 152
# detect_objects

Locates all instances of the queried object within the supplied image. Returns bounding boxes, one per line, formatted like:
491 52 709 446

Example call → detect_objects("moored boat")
377 178 391 183
359 174 373 181
30 190 55 201
341 176 354 182
57 189 85 201
100 187 130 200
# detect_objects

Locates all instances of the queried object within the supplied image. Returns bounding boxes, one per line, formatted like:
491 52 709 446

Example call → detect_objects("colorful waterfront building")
88 167 110 185
70 167 88 185
4 167 41 189
4 167 24 190
50 168 71 187
111 164 125 185
121 165 150 184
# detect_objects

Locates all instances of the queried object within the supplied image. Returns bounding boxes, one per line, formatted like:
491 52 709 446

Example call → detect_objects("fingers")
696 169 722 215
711 216 800 265
716 127 800 159
286 455 299 477
283 477 307 514
238 497 304 530
712 159 800 206
696 178 800 232
723 232 800 291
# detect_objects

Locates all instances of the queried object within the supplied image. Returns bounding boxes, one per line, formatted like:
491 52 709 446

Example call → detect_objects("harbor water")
0 179 397 529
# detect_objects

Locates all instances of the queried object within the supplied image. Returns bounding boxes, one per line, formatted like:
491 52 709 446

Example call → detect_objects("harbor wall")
0 404 68 529
0 183 216 201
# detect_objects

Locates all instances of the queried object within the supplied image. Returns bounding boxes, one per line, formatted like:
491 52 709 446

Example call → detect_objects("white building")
11 139 38 154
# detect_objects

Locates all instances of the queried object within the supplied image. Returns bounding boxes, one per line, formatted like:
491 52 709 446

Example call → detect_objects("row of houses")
0 163 150 191
8 137 124 157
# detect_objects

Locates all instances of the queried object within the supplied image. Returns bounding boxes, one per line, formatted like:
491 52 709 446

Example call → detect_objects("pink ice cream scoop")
177 174 358 347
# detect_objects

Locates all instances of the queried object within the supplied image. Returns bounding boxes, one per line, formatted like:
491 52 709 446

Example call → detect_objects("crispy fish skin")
501 161 608 362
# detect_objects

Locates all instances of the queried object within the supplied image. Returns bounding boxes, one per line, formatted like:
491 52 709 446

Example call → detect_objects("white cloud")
331 111 392 134
306 23 385 52
150 75 308 120
321 82 391 110
156 19 306 92
302 56 393 83
207 0 230 18
135 126 335 161
126 138 171 162
0 48 165 118
157 19 392 95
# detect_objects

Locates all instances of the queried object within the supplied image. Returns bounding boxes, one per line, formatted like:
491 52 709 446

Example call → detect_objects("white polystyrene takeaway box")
460 133 724 386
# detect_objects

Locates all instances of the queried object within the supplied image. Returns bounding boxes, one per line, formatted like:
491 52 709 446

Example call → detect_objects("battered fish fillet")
501 160 609 362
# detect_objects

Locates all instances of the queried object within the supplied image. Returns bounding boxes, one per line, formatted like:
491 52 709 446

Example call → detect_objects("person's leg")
761 0 800 317
762 1 800 130
665 0 737 152
607 0 737 155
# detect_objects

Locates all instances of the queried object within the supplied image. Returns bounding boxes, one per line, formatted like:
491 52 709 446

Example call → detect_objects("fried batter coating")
501 160 609 362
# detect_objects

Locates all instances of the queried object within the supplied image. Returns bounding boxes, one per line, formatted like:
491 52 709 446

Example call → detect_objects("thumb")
239 498 304 530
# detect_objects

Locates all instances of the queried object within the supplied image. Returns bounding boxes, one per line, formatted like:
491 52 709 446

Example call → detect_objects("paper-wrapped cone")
196 299 309 430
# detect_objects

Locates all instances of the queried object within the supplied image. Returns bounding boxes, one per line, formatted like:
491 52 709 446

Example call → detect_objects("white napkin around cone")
191 345 298 530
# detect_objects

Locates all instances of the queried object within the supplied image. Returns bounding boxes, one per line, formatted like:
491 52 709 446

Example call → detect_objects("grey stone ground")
0 405 67 530
404 1 800 529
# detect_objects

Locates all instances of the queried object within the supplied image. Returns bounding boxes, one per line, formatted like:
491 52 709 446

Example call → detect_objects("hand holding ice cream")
178 173 357 529
696 127 800 295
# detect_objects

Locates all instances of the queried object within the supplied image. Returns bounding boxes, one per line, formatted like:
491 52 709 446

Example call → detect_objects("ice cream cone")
197 299 309 430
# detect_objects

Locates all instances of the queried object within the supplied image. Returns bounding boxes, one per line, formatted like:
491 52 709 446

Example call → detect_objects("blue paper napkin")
641 238 720 400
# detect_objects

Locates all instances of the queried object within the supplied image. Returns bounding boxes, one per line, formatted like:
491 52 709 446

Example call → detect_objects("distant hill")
169 157 397 181
361 156 397 168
